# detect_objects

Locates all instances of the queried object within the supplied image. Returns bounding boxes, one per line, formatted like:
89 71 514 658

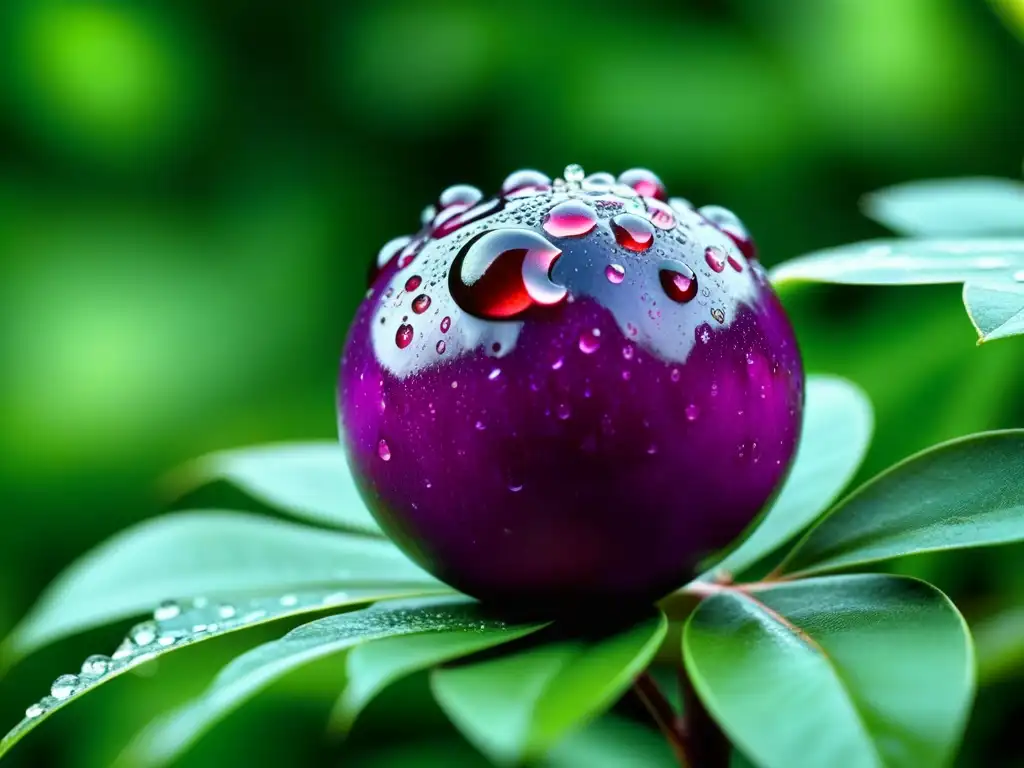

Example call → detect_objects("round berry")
339 165 803 610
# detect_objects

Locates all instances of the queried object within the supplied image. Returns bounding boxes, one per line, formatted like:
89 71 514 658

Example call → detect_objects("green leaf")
3 510 444 664
543 715 679 767
778 430 1024 577
963 281 1024 343
703 375 872 581
431 608 667 764
770 238 1024 286
862 178 1024 237
330 620 547 732
168 441 383 535
0 586 430 760
684 575 974 768
119 597 536 768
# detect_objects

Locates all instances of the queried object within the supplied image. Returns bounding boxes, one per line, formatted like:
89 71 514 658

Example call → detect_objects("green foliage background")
1 1 1023 765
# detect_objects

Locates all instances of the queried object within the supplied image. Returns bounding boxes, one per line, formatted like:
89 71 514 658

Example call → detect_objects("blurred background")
1 0 1024 765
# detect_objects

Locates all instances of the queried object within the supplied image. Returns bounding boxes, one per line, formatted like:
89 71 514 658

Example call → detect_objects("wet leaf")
962 281 1024 342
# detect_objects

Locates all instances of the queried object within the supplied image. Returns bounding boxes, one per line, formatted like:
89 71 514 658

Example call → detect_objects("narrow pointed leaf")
770 238 1024 286
963 281 1024 342
862 178 1024 236
169 442 383 534
121 598 535 768
704 375 872 580
779 430 1024 577
431 608 667 764
330 621 546 732
3 510 444 663
0 587 425 760
684 575 974 768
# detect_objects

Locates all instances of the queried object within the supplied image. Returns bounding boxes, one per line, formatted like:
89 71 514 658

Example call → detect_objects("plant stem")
679 666 731 768
633 674 688 766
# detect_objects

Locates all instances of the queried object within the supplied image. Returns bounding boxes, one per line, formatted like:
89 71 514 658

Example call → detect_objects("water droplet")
563 164 585 183
728 255 744 272
647 443 659 455
452 228 565 319
154 600 181 622
1014 269 1024 282
157 634 177 647
475 420 486 431
280 594 299 607
556 402 571 420
112 638 135 660
622 370 632 381
397 238 425 269
217 604 237 620
668 197 693 213
395 324 414 349
487 368 502 381
622 344 634 360
405 275 422 292
605 263 626 284
552 356 564 370
81 654 111 678
659 264 698 303
502 169 551 196
26 703 45 719
579 328 602 354
670 368 681 383
436 340 446 355
51 674 79 700
583 172 615 192
374 235 413 273
376 439 393 462
439 184 483 210
644 198 677 229
618 168 666 200
440 316 451 333
542 200 598 237
699 205 757 260
421 205 436 225
508 482 524 493
685 403 700 421
705 246 726 273
412 294 431 314
131 622 157 647
611 213 655 252
711 307 726 324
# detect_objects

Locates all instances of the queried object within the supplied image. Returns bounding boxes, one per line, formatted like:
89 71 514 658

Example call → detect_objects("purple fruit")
339 166 804 609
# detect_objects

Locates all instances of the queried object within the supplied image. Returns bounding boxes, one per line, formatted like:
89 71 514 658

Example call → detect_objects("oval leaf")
770 239 1024 286
778 430 1024 577
862 178 1024 237
431 608 667 764
703 375 873 581
684 575 974 768
963 281 1024 343
0 587 426 760
168 442 383 534
3 510 443 664
120 597 535 768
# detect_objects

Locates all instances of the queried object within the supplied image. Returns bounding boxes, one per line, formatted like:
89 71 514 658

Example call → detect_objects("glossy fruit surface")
339 165 803 609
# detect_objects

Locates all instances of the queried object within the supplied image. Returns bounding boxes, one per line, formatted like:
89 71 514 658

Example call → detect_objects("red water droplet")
436 340 446 354
405 275 422 292
618 168 666 200
395 324 414 349
502 169 551 196
542 200 597 238
705 247 726 273
611 214 655 252
440 316 451 333
605 263 625 284
659 264 698 303
432 197 502 239
727 255 744 272
579 328 601 354
412 294 431 313
378 439 391 461
438 184 483 210
397 238 425 269
700 205 757 261
451 229 565 319
644 198 677 230
685 403 700 421
670 369 681 382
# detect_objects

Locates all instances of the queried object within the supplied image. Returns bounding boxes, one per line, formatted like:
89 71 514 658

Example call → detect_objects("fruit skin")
339 169 803 610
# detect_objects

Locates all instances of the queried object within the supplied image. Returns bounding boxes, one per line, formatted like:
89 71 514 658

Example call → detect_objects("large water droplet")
611 214 655 252
644 198 677 229
659 263 698 303
618 168 666 200
154 600 181 622
405 275 422 292
432 197 502 238
373 235 413 276
699 205 757 260
439 184 483 210
217 604 237 619
598 265 627 290
81 654 112 678
397 237 425 269
395 324 414 349
378 440 392 462
542 200 597 238
502 169 551 196
26 702 46 718
412 294 431 314
451 228 565 319
50 674 79 700
563 164 585 183
583 172 615 192
705 246 726 273
579 328 601 354
131 622 157 647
